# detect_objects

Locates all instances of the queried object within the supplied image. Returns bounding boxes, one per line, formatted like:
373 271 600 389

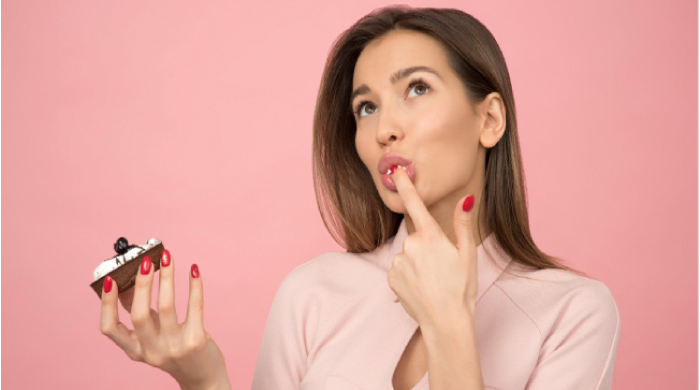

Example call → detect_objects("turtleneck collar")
377 217 512 305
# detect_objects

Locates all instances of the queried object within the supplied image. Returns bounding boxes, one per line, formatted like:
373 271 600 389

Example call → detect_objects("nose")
376 103 405 146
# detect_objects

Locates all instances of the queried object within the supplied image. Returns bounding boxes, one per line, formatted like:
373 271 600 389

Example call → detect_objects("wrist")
175 353 231 390
422 305 474 343
177 369 231 390
174 339 231 390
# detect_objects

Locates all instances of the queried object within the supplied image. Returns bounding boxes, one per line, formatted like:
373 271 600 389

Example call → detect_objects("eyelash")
353 78 431 117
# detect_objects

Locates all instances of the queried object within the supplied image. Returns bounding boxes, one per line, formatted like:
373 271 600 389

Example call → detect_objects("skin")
99 28 508 390
100 252 232 389
352 29 507 247
352 29 507 389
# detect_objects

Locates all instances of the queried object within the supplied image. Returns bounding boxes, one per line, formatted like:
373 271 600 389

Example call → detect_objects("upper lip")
378 152 412 174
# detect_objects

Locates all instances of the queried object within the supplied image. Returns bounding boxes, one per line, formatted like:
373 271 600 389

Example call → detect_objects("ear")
478 92 507 149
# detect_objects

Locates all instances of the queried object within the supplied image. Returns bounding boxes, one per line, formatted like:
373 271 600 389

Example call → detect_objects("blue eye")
352 77 432 118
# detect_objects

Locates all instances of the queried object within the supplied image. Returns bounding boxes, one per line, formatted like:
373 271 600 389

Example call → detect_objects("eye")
354 100 376 117
353 78 431 119
407 78 430 98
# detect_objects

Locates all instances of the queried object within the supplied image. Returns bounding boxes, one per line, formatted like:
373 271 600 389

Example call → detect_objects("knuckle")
190 298 204 312
403 236 417 252
387 276 397 293
142 350 165 368
131 311 149 327
184 333 207 353
169 343 187 360
99 323 113 336
126 350 144 363
418 231 434 242
426 230 441 242
158 302 174 315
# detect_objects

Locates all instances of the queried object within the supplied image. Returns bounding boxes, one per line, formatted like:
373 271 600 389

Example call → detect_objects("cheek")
411 103 460 143
411 104 474 184
355 133 373 171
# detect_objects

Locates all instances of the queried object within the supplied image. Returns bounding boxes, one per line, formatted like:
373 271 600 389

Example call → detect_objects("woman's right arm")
251 266 313 390
99 249 232 390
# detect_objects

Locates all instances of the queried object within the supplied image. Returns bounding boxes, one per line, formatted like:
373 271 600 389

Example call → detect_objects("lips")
378 152 412 174
378 152 415 191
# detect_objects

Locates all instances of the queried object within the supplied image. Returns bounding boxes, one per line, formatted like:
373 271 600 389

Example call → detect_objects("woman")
99 5 620 390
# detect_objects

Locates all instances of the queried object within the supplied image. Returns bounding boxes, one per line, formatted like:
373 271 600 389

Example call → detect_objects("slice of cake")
91 237 164 298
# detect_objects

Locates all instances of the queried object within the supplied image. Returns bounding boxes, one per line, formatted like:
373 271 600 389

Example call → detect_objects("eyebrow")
350 66 442 109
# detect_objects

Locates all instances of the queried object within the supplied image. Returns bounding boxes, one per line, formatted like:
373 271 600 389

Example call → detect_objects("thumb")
453 194 475 256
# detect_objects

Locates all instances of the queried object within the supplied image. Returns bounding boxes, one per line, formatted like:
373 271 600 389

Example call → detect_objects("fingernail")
462 194 475 212
161 249 171 267
390 165 398 174
141 256 152 275
191 264 200 278
104 276 113 293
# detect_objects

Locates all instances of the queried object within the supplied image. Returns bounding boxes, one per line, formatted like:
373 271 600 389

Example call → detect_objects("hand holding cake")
98 241 232 389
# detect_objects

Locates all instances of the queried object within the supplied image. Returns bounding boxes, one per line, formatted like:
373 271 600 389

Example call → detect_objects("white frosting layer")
93 238 162 282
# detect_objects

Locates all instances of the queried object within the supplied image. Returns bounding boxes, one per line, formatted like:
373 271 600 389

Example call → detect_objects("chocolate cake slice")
91 237 164 298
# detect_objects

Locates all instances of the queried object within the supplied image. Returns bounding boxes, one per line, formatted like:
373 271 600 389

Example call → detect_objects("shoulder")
495 267 622 388
265 250 389 351
497 263 618 311
274 250 388 304
494 265 620 339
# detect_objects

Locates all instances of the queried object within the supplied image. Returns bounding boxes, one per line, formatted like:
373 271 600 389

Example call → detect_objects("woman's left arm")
422 306 484 390
388 167 485 390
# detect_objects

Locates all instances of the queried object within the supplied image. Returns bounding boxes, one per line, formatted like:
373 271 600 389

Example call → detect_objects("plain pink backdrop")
2 0 697 388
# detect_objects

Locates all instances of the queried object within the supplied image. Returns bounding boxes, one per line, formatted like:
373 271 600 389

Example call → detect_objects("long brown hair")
312 5 588 279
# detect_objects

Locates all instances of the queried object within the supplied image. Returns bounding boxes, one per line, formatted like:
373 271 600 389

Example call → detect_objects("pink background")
2 0 697 389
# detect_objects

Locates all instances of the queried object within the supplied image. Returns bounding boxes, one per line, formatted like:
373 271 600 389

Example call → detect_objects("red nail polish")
389 165 398 174
191 264 200 278
462 195 475 212
141 256 152 275
161 249 171 267
104 275 113 293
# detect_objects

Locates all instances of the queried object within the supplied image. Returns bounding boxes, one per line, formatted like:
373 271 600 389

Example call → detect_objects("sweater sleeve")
251 264 317 390
525 281 621 390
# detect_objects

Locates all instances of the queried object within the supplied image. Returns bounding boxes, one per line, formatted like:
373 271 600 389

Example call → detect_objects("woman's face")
352 29 493 220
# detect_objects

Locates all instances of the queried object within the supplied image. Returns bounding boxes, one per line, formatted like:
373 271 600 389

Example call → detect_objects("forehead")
353 30 449 86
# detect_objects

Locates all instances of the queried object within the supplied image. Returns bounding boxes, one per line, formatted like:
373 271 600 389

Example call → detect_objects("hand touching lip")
380 164 416 191
378 152 412 174
386 165 479 327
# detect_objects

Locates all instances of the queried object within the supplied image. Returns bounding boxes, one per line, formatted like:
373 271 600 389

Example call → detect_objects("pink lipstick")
378 153 415 191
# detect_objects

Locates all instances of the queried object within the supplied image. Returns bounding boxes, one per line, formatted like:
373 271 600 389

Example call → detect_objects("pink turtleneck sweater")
251 218 620 389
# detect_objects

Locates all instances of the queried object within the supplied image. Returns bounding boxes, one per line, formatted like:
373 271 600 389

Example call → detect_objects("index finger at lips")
391 166 439 234
100 277 139 356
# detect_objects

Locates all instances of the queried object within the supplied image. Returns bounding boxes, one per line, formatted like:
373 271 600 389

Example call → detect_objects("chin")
376 190 408 214
387 199 407 211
